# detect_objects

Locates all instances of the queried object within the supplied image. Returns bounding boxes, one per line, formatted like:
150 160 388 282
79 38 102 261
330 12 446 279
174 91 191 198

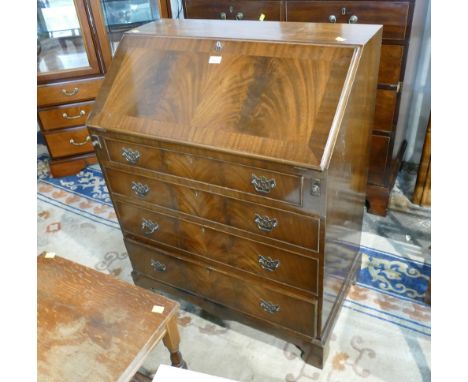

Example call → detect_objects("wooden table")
37 254 187 382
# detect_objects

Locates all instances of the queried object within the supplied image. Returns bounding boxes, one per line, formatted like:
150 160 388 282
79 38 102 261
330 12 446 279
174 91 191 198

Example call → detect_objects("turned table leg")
163 315 187 369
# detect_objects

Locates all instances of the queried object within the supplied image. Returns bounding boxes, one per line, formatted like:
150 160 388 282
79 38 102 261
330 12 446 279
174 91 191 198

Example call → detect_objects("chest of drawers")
182 0 417 216
88 19 382 368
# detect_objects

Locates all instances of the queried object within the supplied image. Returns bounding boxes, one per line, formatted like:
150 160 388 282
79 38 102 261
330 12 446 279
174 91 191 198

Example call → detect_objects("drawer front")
125 238 317 336
286 1 410 41
368 135 390 186
115 200 319 293
44 126 94 158
373 89 397 132
37 78 103 107
106 168 319 250
184 0 281 21
378 44 404 85
38 102 95 131
105 139 302 205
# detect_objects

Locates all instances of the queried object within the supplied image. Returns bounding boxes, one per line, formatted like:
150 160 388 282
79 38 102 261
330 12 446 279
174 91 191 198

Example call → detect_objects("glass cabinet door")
37 0 101 82
99 0 161 55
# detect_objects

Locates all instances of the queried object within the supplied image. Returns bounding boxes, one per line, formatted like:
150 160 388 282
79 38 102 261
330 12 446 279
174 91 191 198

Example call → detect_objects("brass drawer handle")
260 299 280 314
61 87 79 96
348 15 358 24
254 213 278 232
62 110 86 120
141 218 159 235
220 11 226 19
122 147 141 165
151 259 166 272
328 14 337 23
69 136 91 146
235 11 244 20
258 255 280 272
131 181 150 198
251 174 276 194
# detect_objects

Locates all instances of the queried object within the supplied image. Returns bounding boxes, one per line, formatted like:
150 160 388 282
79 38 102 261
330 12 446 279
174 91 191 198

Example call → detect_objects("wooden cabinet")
181 0 417 215
37 0 167 177
88 19 382 368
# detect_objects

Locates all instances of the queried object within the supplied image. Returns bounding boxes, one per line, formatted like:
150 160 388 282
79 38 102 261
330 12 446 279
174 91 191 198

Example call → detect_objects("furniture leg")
163 315 188 369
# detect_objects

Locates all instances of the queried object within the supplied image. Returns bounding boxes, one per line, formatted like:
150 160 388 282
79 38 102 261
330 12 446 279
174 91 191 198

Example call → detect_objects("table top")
37 254 179 382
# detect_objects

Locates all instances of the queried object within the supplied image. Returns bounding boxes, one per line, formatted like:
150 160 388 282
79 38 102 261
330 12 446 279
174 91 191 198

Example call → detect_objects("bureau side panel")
321 31 382 338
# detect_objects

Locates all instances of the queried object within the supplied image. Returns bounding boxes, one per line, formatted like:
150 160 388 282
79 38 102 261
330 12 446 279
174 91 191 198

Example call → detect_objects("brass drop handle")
260 299 280 314
63 110 86 120
254 213 278 232
69 136 91 146
349 15 358 24
258 255 280 272
141 218 159 235
329 14 337 23
151 259 166 272
220 12 226 19
61 87 79 96
236 11 244 20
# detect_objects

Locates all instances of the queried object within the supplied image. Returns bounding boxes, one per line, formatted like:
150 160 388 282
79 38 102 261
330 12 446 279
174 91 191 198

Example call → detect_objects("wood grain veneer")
89 19 381 368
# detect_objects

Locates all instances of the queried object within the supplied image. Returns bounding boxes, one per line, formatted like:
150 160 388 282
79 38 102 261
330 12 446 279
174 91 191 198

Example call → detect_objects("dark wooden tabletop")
37 254 179 382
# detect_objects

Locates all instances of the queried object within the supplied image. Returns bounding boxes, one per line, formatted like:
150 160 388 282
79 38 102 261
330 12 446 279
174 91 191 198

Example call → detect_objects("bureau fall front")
87 19 382 368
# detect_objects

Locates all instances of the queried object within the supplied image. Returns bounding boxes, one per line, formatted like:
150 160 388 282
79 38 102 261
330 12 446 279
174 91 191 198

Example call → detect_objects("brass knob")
220 12 226 20
236 11 244 20
328 15 337 23
349 15 358 24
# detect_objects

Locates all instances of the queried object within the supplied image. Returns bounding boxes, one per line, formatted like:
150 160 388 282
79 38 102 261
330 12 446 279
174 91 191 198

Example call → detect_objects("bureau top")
88 19 382 170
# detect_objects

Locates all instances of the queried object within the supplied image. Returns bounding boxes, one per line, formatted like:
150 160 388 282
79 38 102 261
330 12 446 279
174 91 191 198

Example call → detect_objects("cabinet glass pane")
37 0 91 73
100 0 161 55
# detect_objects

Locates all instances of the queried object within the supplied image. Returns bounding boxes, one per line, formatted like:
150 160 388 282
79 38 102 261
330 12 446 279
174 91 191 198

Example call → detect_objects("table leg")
163 315 187 369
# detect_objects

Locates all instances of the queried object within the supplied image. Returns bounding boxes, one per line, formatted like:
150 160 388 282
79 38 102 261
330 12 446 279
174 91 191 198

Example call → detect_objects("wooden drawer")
106 168 319 250
105 139 302 205
378 44 404 85
38 101 95 131
184 0 281 21
373 89 397 132
44 126 94 158
125 238 317 336
37 78 103 107
115 200 319 294
368 135 390 186
286 1 410 41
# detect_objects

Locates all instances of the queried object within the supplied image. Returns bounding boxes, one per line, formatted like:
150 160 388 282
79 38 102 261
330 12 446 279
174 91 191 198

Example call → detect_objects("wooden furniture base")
49 153 97 177
38 254 187 382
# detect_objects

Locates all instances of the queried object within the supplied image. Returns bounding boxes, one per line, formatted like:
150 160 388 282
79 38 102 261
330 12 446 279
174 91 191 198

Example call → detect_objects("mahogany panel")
373 89 397 132
125 238 317 336
44 126 94 158
184 0 281 21
367 134 390 186
37 77 103 107
285 1 409 41
378 44 404 85
49 153 97 178
38 101 95 131
115 200 320 293
105 138 303 205
106 167 319 250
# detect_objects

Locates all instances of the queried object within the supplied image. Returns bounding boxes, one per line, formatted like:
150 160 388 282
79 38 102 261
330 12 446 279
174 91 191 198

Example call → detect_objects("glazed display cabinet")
37 0 167 177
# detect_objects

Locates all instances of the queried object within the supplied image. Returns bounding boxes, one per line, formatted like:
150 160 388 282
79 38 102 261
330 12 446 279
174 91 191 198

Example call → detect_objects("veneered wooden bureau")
182 0 418 216
87 19 382 368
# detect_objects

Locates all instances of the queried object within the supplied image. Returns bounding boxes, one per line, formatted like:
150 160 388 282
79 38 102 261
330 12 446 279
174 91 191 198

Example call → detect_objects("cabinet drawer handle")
254 213 278 232
62 110 86 120
251 174 276 194
260 299 280 314
328 14 337 23
69 136 91 146
122 147 141 165
258 255 280 272
141 218 159 235
348 15 358 24
220 11 227 19
151 259 166 272
61 87 79 96
235 11 244 20
131 181 150 198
